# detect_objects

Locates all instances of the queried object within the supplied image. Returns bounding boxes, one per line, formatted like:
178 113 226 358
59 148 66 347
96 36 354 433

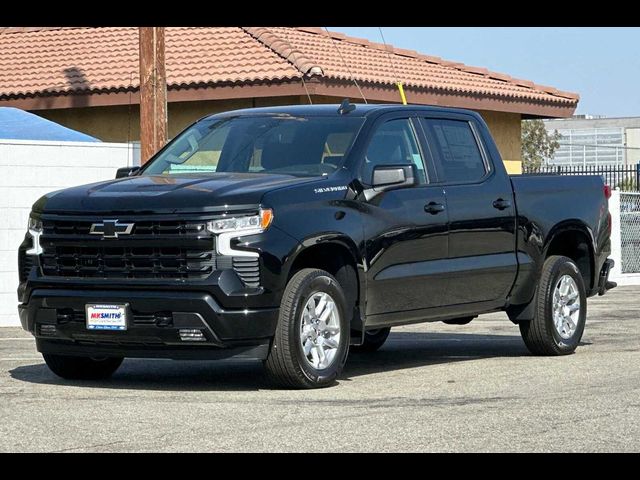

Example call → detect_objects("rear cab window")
421 118 488 184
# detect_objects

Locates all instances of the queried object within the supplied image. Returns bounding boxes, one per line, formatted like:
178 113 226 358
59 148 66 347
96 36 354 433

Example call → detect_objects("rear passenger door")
420 115 517 306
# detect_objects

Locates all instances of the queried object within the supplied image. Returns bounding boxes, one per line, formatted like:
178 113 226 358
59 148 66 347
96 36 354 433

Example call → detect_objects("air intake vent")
38 325 57 337
179 329 206 342
233 257 260 287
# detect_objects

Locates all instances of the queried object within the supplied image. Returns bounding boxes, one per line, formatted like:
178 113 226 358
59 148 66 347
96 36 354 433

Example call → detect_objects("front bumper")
19 288 278 360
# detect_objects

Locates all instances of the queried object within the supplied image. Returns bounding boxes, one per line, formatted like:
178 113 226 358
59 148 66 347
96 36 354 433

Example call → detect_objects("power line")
377 27 400 83
300 76 313 105
323 27 368 104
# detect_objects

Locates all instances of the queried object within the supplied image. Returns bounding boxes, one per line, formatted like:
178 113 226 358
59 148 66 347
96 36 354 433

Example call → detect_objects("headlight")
207 209 273 234
208 209 273 258
28 216 42 233
26 214 43 255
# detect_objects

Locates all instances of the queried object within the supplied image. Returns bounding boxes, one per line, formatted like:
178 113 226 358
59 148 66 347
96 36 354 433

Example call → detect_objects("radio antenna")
378 27 407 105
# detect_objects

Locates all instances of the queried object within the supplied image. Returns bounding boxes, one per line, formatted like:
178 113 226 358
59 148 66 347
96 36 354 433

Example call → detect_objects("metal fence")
620 192 640 274
523 164 640 192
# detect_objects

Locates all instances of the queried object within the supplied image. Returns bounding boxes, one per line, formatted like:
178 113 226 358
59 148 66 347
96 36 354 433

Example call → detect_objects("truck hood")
33 173 316 214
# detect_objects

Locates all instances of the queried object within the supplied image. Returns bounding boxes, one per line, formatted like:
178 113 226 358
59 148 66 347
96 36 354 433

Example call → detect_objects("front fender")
286 233 365 298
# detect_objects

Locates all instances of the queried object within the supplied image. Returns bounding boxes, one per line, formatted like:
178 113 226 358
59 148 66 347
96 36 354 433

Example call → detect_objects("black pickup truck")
18 104 615 388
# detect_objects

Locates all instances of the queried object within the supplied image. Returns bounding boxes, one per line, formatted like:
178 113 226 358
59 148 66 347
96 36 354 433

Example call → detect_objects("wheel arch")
508 220 596 324
285 235 364 330
543 220 596 292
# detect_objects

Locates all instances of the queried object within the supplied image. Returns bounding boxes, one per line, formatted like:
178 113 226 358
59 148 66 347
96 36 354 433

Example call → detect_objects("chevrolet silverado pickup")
18 103 615 388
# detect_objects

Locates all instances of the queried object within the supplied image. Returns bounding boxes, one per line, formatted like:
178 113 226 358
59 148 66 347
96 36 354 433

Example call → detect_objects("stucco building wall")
37 98 523 172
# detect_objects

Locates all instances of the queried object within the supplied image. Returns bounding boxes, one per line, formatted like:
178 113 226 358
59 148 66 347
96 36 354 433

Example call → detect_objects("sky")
334 27 640 118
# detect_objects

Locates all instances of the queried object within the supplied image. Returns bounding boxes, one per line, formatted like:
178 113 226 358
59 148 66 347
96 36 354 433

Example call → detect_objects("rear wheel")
519 255 587 356
264 269 349 389
352 328 391 353
43 354 123 380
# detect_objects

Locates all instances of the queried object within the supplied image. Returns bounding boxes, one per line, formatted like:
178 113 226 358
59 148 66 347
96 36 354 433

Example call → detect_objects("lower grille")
56 309 173 327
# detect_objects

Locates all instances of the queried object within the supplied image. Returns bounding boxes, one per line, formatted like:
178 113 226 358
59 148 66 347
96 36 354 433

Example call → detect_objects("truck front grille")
42 219 209 236
42 245 215 280
38 217 260 285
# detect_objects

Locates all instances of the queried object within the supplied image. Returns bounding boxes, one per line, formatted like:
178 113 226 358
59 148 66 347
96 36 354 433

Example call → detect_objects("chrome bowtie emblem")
89 220 134 239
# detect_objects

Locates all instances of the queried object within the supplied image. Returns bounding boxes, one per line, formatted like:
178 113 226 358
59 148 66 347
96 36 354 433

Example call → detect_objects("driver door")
361 116 450 324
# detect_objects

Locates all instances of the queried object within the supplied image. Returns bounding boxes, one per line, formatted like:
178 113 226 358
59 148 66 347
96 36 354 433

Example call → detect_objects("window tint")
425 119 487 183
363 118 427 185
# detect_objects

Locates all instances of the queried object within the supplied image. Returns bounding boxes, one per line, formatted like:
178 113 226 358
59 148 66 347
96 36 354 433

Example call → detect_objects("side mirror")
372 164 416 191
116 166 141 179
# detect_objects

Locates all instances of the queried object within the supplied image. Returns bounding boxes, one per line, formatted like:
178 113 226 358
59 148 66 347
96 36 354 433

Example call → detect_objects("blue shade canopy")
0 107 100 142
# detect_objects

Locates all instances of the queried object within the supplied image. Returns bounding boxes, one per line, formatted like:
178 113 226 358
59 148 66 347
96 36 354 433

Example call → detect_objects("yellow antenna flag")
396 82 407 105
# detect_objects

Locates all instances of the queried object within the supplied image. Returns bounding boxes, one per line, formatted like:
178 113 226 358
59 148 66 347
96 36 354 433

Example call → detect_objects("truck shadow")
9 332 529 392
343 331 529 379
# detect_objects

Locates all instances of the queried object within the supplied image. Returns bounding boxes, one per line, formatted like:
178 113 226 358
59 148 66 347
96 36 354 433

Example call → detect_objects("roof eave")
315 79 578 118
0 78 578 119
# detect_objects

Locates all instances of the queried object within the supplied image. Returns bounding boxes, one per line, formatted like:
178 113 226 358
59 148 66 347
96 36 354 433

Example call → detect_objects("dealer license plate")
86 304 128 331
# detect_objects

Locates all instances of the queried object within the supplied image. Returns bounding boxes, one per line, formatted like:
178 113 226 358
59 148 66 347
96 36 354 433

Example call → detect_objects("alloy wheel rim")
552 275 581 340
300 292 341 370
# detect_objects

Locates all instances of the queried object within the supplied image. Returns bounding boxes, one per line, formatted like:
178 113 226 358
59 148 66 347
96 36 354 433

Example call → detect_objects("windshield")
143 115 365 177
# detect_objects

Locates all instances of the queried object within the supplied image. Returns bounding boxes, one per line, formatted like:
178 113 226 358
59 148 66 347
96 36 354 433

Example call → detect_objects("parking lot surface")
1 286 639 452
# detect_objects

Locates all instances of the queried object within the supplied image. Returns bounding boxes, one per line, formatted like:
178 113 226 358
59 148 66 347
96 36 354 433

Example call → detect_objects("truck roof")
207 103 475 119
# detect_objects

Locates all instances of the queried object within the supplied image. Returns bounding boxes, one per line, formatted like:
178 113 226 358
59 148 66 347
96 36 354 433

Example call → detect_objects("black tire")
264 268 350 389
43 354 123 380
352 328 391 353
519 255 587 356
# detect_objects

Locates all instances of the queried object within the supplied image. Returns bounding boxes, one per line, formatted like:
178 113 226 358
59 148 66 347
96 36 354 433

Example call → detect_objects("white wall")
0 139 140 326
609 190 640 286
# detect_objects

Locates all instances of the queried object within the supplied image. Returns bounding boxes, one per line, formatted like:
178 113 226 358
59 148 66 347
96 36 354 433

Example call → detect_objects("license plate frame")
85 304 128 331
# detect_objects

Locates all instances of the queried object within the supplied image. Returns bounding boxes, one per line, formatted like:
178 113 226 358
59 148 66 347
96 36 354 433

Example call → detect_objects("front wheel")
264 269 350 389
519 255 587 356
43 354 123 380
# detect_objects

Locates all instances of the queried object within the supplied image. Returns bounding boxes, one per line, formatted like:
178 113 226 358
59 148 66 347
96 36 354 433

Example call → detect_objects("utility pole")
139 27 167 164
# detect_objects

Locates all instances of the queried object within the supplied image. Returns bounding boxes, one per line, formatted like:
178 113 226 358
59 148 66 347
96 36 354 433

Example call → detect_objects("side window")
363 118 427 185
425 119 487 183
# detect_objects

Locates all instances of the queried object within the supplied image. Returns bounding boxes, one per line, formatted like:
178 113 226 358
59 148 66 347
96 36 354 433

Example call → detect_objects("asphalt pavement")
1 286 638 452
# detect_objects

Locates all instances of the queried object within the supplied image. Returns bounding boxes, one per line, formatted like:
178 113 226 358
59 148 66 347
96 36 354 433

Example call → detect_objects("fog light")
179 329 206 342
39 325 57 336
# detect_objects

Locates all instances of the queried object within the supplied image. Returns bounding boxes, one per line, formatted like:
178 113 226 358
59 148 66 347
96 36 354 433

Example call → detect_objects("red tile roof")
0 26 578 115
263 27 578 104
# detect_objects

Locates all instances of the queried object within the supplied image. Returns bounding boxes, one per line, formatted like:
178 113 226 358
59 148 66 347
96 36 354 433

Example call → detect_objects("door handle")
424 202 445 215
493 198 512 210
